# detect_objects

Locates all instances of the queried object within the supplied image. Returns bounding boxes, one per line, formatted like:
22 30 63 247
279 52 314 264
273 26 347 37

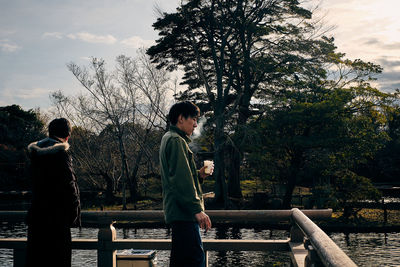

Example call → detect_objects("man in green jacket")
160 101 212 267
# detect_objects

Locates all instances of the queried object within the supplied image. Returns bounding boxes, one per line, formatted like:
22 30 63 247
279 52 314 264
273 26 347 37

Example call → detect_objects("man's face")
178 115 198 136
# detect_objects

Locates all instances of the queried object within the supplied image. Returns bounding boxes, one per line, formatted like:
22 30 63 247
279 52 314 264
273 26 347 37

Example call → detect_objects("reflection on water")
113 226 291 267
1 222 400 267
0 222 27 267
329 232 400 267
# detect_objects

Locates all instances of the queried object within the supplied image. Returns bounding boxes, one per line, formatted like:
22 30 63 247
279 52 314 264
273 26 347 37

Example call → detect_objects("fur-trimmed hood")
27 137 70 156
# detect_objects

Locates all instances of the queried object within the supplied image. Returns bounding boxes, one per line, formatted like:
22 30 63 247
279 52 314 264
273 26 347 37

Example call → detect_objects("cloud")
0 86 54 110
80 56 92 62
0 87 49 107
13 87 51 100
120 36 155 48
314 0 400 65
383 43 400 50
42 32 64 39
378 77 400 92
363 38 400 51
376 67 400 92
42 31 118 45
363 38 380 46
377 57 400 70
68 32 117 44
0 39 20 53
0 29 16 36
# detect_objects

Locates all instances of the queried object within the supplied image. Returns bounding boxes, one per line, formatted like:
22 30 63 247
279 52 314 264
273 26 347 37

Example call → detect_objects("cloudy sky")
1 0 399 110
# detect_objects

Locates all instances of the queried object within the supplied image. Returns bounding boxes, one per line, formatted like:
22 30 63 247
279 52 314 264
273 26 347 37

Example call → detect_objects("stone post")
97 220 116 267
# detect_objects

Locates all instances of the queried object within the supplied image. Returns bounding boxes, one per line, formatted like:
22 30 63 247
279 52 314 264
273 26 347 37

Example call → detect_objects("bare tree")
51 50 170 209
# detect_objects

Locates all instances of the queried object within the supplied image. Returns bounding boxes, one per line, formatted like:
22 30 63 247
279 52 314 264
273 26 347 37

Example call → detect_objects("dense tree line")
0 103 164 207
0 105 45 190
147 0 400 209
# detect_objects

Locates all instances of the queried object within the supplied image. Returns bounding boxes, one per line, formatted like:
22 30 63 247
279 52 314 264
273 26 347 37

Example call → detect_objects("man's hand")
194 211 212 232
199 165 214 180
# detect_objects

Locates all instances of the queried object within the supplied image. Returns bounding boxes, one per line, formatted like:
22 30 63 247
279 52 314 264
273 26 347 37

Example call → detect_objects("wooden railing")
0 209 357 267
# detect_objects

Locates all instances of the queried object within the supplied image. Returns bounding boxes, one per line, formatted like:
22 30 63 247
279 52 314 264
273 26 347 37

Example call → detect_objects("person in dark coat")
26 118 81 267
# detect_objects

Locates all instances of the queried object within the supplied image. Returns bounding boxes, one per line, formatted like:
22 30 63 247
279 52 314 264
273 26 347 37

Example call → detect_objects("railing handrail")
291 208 357 267
0 209 332 224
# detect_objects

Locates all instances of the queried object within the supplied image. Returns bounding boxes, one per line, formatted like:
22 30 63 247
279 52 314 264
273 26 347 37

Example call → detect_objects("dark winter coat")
27 137 81 228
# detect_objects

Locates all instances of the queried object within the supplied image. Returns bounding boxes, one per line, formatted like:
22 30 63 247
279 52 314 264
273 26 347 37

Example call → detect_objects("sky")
0 0 400 111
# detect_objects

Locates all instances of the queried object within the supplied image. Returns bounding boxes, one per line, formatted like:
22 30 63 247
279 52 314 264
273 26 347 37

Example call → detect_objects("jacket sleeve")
166 137 203 216
59 151 81 227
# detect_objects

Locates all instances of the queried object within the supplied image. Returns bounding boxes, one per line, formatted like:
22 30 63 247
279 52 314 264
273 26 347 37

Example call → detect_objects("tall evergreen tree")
147 0 330 204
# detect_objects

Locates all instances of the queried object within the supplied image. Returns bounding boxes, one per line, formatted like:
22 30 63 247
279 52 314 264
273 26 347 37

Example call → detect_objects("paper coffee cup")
204 160 214 174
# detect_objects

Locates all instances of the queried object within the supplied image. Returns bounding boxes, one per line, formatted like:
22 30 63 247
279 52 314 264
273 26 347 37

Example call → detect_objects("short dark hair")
48 118 71 139
168 101 200 125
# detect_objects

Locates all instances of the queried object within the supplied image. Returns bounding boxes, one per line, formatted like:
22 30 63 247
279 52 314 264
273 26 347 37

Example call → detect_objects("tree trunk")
227 144 242 198
213 114 228 206
117 134 132 210
227 104 250 199
102 173 115 205
129 146 144 203
227 17 256 200
282 151 303 209
129 128 151 203
282 178 296 209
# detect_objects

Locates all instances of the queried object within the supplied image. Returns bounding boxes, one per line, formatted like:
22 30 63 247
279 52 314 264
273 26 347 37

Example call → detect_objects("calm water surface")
1 222 399 266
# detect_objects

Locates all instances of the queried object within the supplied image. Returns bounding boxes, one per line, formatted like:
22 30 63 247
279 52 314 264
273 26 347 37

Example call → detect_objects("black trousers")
170 221 205 267
26 223 72 267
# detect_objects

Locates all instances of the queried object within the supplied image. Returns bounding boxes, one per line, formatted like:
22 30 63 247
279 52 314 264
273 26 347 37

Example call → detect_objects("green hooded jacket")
159 125 204 224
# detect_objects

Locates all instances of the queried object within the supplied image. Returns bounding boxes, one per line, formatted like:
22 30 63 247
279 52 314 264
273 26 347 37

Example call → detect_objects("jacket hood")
27 137 70 156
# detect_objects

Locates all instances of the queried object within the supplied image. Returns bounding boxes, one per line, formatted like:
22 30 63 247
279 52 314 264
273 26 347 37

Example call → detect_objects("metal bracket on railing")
304 238 323 267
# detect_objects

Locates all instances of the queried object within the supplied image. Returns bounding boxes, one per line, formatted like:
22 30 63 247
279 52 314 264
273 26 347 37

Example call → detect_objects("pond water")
1 223 400 267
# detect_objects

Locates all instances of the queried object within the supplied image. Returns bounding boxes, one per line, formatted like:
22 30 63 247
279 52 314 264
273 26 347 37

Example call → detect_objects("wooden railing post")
382 199 388 224
14 247 26 267
97 220 116 267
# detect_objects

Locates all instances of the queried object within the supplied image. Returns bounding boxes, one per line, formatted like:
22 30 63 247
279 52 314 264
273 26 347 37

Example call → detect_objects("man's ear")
177 114 183 124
